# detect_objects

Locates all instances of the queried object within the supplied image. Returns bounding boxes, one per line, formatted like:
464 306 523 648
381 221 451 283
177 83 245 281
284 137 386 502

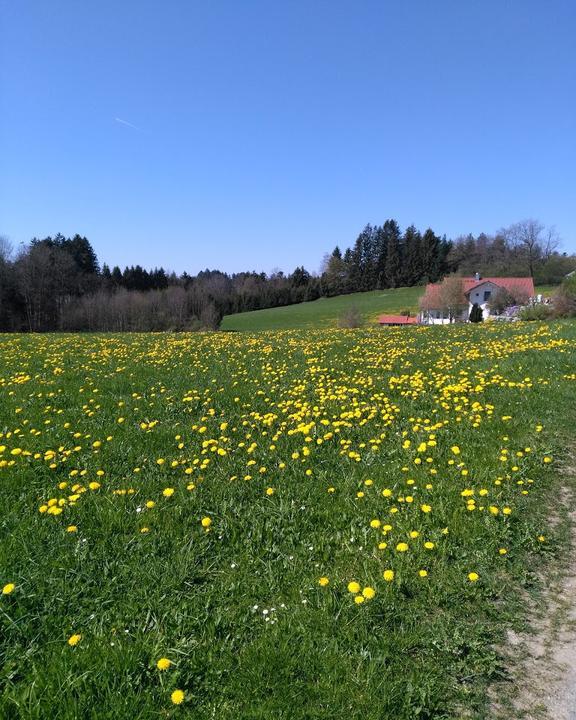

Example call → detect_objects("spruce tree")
384 222 402 288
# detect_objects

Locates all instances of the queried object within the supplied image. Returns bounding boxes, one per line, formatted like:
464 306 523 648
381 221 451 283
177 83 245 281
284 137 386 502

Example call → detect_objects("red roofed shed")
378 315 418 326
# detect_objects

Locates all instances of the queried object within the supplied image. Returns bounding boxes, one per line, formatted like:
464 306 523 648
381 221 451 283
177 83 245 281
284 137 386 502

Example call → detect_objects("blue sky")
1 1 575 274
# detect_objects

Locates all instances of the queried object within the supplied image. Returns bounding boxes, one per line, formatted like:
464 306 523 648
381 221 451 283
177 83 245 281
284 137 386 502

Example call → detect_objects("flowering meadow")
1 322 576 719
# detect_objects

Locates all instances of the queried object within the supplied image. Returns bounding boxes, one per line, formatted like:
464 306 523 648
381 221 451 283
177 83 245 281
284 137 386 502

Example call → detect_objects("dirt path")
494 486 576 720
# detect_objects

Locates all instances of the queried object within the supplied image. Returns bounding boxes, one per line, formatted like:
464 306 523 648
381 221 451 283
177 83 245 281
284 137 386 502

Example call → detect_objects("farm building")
419 275 535 325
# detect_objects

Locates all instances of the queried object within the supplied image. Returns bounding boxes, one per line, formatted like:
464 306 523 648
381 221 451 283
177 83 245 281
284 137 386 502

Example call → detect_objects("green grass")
221 286 424 331
1 321 575 719
221 285 558 332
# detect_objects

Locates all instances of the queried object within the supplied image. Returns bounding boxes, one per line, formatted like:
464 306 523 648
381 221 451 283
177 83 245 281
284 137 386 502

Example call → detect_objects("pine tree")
384 221 402 288
403 225 423 285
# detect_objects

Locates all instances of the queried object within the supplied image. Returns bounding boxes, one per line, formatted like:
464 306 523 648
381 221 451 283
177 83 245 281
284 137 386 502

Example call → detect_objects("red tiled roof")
461 277 535 297
420 277 535 309
378 315 417 325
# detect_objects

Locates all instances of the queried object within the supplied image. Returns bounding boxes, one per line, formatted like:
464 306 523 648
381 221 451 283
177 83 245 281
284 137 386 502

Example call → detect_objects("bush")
518 304 553 321
338 306 364 328
552 274 576 318
469 303 483 323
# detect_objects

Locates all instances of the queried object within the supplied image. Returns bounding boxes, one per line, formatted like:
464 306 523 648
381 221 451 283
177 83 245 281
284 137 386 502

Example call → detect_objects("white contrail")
114 117 141 131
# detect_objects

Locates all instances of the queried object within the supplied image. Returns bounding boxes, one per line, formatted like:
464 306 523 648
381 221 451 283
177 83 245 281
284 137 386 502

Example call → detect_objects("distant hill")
221 284 557 331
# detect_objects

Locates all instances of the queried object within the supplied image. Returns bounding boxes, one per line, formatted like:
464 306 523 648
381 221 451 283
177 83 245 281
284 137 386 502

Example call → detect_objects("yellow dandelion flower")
347 581 361 594
156 657 171 670
171 689 185 705
67 634 82 646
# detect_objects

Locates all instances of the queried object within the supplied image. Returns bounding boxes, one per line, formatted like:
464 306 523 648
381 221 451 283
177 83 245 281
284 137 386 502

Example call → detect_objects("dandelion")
266 487 275 496
162 488 174 497
362 586 375 599
396 542 409 552
68 634 82 646
383 570 395 582
171 689 185 705
66 525 78 533
318 577 329 586
418 569 428 578
354 595 365 604
156 657 171 670
467 572 479 582
201 516 212 528
347 581 361 594
2 583 15 595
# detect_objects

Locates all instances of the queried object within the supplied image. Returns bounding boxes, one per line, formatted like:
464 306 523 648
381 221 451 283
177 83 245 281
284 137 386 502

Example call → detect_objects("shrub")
518 304 553 321
552 274 576 318
469 303 483 323
338 306 364 328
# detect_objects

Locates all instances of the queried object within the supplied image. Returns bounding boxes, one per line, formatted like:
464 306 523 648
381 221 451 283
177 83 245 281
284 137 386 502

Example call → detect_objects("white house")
418 275 535 325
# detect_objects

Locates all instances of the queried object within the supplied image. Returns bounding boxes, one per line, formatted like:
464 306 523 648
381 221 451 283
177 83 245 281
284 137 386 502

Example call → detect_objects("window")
483 290 491 301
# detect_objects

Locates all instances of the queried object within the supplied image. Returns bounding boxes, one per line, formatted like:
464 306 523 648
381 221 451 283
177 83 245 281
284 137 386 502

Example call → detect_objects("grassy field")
221 285 558 332
1 321 576 719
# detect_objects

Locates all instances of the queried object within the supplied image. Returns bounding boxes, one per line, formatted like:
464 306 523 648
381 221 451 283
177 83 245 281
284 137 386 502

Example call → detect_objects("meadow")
1 321 576 719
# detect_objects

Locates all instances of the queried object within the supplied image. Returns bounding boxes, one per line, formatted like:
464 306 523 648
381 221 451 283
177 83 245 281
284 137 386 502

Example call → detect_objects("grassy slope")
221 285 557 332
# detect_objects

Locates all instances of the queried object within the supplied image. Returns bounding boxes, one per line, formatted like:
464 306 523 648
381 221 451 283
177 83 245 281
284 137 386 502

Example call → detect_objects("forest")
0 219 573 332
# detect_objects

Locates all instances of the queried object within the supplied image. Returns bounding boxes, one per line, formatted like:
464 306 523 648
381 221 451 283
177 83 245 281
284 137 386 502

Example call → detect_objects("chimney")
474 272 481 281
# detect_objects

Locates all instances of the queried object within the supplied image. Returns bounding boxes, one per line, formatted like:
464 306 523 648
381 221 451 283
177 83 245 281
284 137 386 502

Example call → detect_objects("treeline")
0 219 573 332
449 220 575 284
0 233 322 332
321 220 452 295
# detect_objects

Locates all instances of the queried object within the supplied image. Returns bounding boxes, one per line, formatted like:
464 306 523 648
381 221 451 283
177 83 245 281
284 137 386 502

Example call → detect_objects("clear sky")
1 1 575 275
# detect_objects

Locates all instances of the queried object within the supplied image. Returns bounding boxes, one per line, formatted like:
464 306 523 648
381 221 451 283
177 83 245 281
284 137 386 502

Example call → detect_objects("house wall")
419 309 466 325
467 281 500 319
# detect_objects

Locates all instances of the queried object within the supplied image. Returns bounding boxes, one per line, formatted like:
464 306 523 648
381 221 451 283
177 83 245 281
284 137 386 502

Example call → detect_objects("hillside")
221 285 557 331
221 286 424 331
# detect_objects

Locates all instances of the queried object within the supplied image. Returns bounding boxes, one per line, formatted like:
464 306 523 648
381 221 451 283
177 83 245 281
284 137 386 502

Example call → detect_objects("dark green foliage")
469 303 483 323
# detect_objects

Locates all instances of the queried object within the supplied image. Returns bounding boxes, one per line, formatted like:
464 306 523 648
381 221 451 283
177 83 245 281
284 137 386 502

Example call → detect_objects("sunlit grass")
1 320 575 719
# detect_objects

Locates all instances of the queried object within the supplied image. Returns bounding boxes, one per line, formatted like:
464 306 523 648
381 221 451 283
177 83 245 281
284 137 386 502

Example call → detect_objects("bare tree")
0 235 13 262
438 275 467 322
501 219 546 278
